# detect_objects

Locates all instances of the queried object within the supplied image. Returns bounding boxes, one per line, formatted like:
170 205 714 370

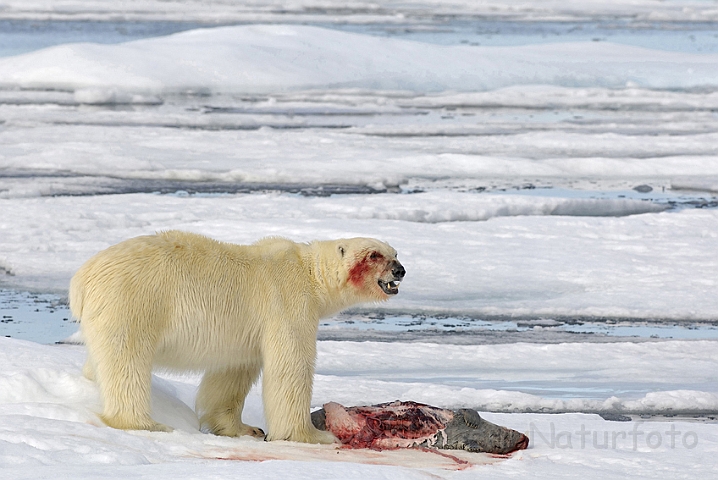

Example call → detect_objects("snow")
3 25 718 94
3 123 718 189
1 336 717 478
1 2 718 478
0 192 716 319
314 341 718 413
672 178 718 194
2 0 718 23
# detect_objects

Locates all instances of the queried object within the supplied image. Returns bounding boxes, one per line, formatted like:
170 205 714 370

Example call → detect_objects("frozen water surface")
0 19 211 57
0 290 73 344
5 289 718 346
4 18 718 59
321 313 718 343
1 2 718 478
2 288 717 415
5 0 718 55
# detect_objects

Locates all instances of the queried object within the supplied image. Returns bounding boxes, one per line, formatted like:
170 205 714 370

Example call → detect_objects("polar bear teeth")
379 279 400 294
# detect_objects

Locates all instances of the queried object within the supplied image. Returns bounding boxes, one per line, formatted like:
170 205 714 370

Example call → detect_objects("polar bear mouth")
378 279 400 295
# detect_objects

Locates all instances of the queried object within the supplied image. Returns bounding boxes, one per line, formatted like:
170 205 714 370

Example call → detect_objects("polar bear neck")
304 242 359 319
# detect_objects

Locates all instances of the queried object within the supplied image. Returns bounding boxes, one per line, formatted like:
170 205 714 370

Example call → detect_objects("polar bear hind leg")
82 356 96 382
82 317 172 433
197 364 265 438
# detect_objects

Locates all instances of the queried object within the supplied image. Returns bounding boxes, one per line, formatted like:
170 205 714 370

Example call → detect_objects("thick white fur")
69 230 400 443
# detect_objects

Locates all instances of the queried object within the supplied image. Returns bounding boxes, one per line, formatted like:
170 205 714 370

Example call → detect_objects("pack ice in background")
0 0 717 478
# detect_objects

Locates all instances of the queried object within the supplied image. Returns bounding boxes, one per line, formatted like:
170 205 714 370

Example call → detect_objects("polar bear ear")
338 245 345 258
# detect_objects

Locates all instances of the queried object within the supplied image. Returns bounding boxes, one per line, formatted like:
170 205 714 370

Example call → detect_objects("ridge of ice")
2 25 718 95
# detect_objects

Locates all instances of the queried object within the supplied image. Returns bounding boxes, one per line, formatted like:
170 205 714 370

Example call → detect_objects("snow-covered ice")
3 25 718 94
0 27 716 319
1 192 717 319
3 0 718 24
1 336 717 478
1 1 718 478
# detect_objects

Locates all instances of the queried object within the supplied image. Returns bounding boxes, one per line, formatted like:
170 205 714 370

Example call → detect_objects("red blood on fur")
348 258 371 286
348 252 384 287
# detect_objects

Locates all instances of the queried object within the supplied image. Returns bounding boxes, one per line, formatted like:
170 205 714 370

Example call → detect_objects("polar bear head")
334 238 405 302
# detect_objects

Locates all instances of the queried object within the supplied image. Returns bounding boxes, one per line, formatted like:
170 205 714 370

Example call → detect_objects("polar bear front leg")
197 365 265 438
261 332 338 444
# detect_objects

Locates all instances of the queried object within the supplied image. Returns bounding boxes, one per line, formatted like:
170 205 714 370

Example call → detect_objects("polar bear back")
71 231 313 370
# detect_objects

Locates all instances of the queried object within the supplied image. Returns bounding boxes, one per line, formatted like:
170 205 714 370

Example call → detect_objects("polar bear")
69 231 405 444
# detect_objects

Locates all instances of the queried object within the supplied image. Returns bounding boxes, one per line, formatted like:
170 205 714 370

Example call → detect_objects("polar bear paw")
101 414 173 433
205 422 266 438
234 424 266 439
208 423 265 439
292 427 339 444
146 422 174 433
200 410 266 438
265 425 338 444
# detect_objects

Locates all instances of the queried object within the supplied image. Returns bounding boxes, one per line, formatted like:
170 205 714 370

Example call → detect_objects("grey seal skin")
310 401 529 455
440 408 529 455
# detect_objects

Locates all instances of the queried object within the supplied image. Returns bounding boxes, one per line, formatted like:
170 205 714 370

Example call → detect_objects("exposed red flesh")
324 401 453 450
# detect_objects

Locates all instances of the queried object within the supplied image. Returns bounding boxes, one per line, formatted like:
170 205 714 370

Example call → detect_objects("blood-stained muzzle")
378 260 405 295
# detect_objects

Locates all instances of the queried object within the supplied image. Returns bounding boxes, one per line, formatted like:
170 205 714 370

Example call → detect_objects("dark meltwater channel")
3 289 718 345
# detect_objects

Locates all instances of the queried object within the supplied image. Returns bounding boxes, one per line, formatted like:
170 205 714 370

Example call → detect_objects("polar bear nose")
391 261 406 280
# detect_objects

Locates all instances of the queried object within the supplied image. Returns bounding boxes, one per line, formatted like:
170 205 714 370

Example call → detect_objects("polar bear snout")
391 260 406 280
378 260 405 295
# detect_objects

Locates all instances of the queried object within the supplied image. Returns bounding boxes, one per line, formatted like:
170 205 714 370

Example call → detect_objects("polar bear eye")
338 246 345 257
369 252 381 260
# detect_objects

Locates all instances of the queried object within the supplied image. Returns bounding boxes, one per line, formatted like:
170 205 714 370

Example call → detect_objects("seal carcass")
311 400 529 455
